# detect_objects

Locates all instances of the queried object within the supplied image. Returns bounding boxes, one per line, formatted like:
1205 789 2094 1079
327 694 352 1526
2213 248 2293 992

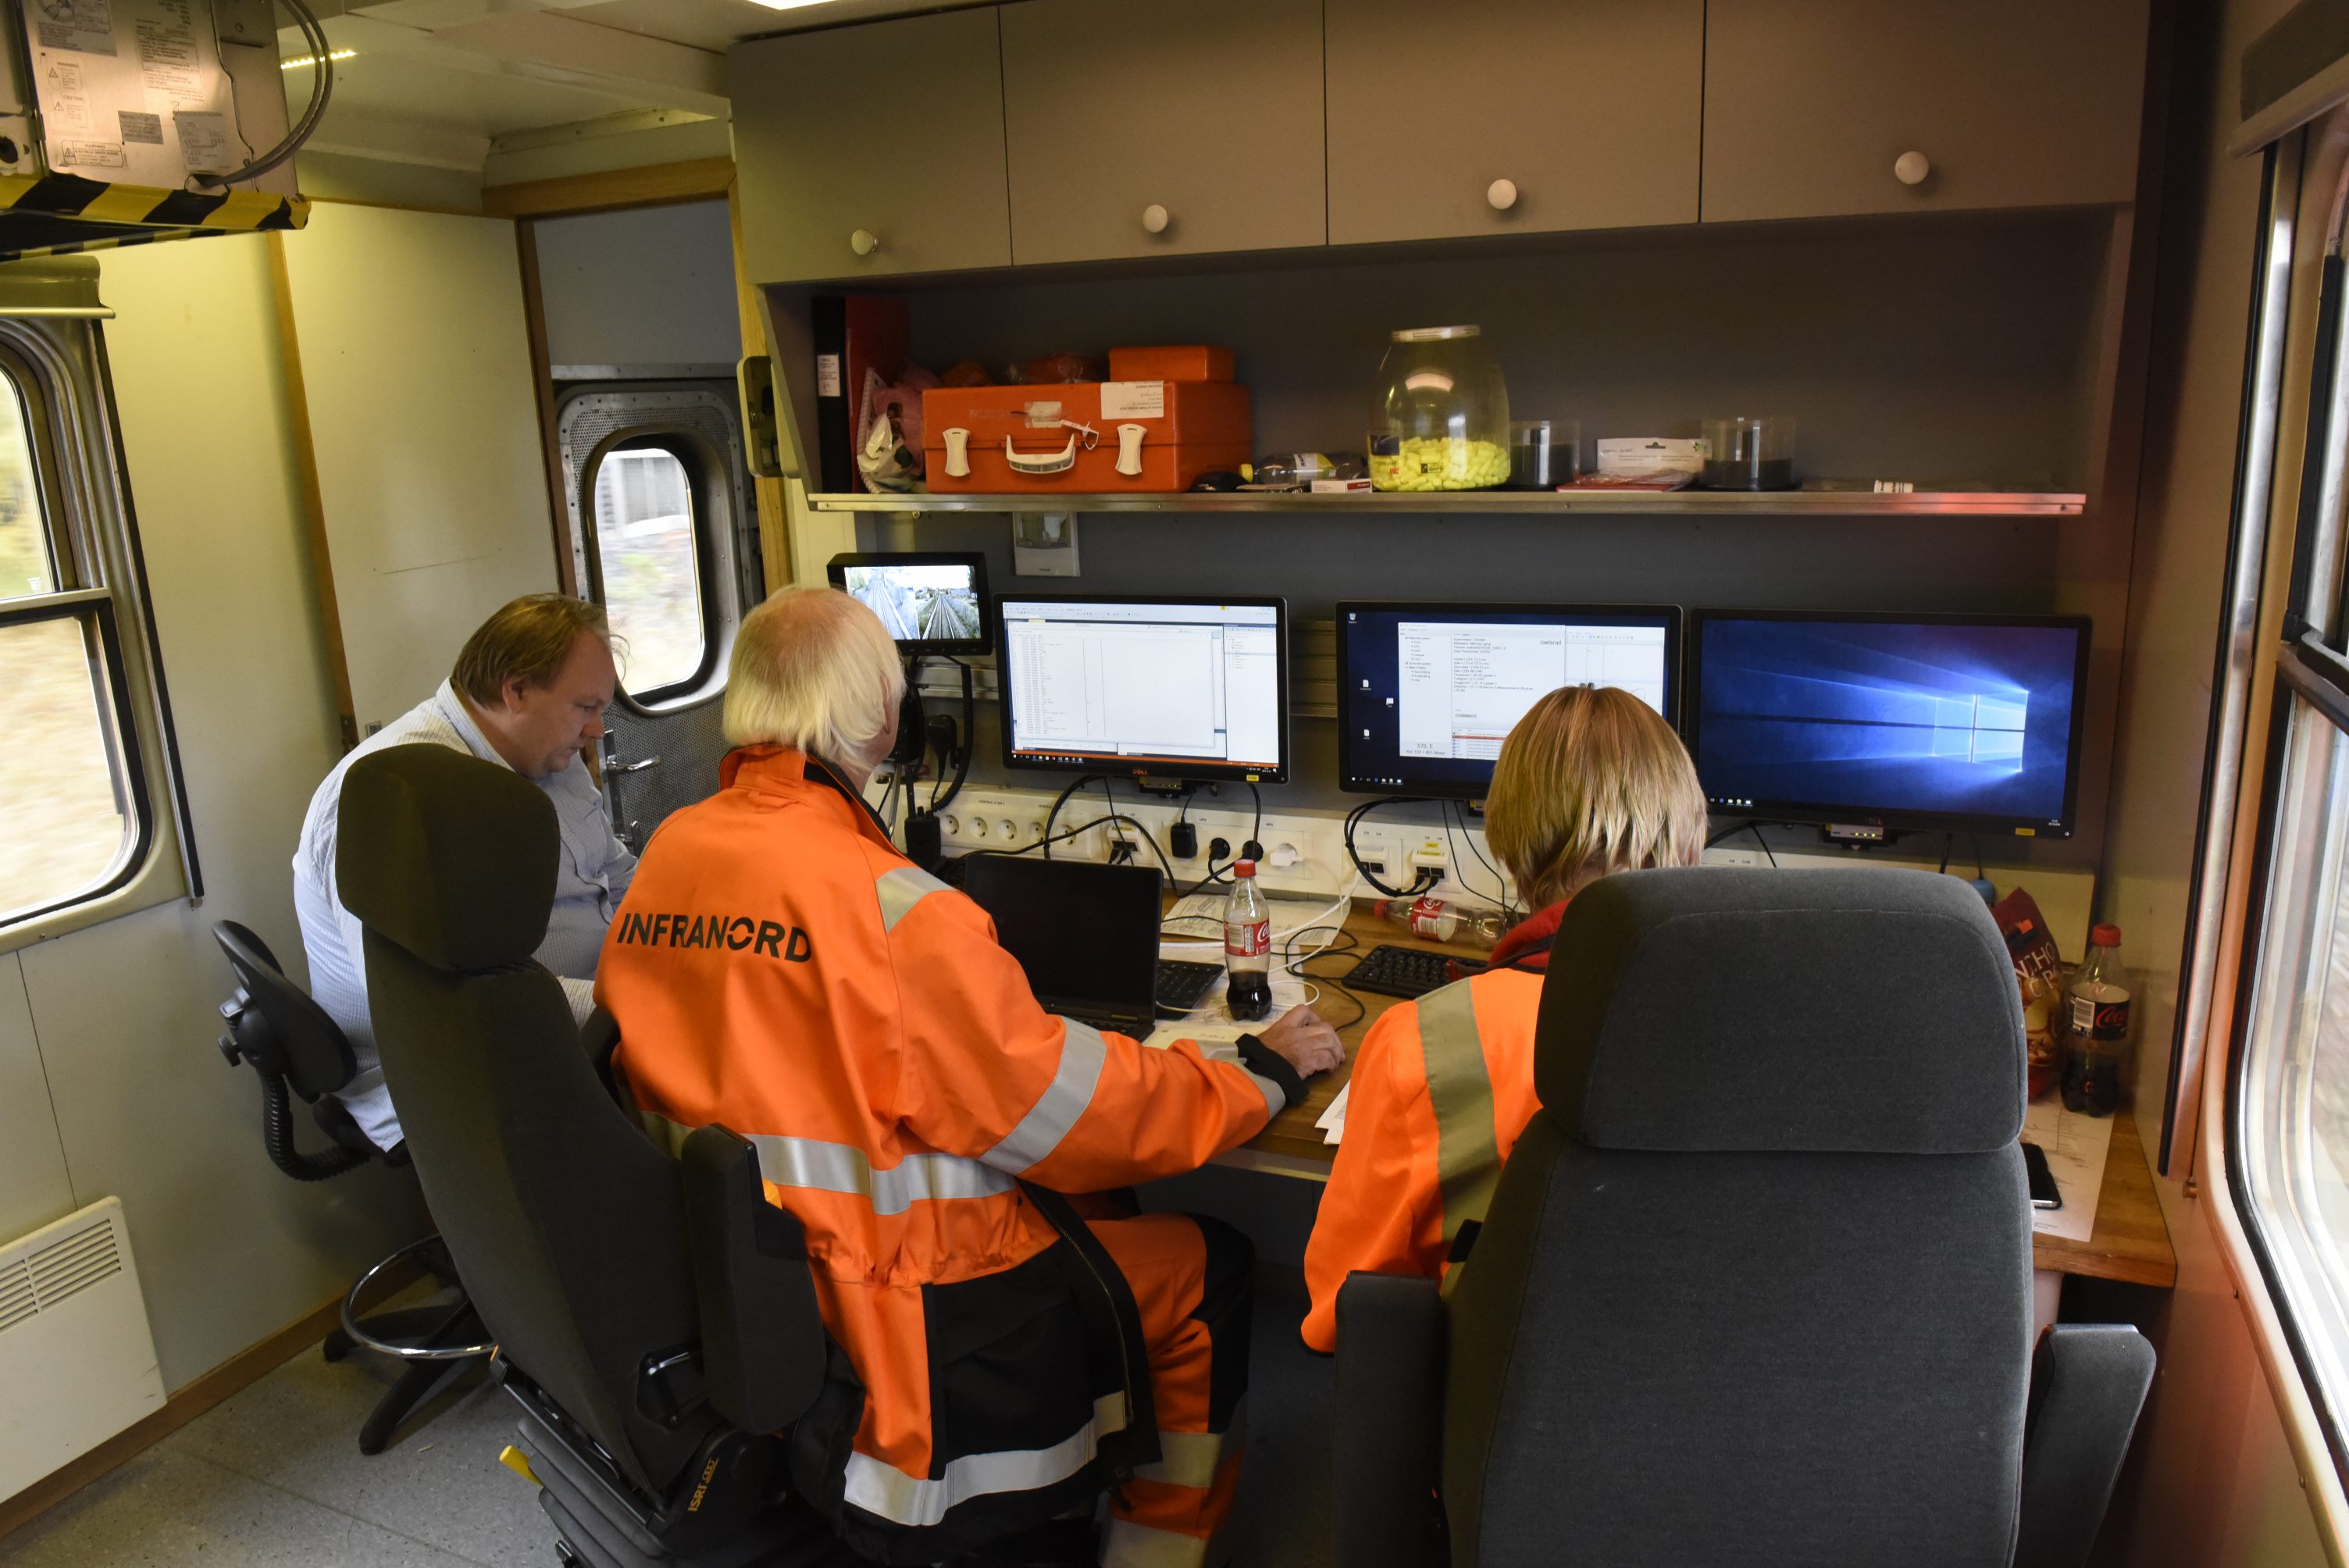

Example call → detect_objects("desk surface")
1206 907 2177 1289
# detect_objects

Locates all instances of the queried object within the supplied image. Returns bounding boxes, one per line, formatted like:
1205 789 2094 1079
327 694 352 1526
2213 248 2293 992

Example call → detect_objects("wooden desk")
1206 909 2178 1288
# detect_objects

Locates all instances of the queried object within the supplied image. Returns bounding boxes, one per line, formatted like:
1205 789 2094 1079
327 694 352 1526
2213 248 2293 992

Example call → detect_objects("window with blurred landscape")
591 444 705 697
0 376 136 923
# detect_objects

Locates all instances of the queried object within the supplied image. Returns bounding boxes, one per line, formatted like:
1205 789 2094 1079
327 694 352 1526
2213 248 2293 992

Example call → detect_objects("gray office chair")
1332 866 2155 1568
329 741 861 1568
211 921 496 1455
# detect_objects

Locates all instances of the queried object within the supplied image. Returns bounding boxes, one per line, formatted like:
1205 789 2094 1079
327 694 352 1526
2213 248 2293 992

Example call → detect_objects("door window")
590 441 708 698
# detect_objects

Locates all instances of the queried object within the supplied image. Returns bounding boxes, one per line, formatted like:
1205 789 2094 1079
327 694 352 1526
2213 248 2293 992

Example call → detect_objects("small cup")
1506 419 1578 489
1700 415 1795 490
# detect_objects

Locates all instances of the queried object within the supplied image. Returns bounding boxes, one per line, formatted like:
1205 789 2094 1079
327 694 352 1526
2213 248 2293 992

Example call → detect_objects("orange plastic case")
921 380 1251 494
1106 345 1235 382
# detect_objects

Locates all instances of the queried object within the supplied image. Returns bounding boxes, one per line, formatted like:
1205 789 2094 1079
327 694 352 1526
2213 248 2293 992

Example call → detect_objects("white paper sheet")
2023 1099 2116 1244
1317 1082 1350 1146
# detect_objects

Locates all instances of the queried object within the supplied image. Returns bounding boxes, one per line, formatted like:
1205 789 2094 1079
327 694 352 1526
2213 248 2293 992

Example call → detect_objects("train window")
0 351 156 931
589 441 708 699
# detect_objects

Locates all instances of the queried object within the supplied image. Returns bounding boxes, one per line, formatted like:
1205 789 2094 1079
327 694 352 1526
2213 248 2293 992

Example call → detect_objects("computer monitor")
996 593 1289 782
1687 610 2094 837
1336 601 1682 798
827 551 991 654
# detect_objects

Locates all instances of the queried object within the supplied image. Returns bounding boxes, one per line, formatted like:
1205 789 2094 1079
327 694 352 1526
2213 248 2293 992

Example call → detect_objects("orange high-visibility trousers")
1092 1212 1253 1568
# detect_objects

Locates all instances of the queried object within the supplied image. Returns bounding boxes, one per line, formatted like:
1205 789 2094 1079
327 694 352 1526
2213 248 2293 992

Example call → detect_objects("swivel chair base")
324 1235 497 1456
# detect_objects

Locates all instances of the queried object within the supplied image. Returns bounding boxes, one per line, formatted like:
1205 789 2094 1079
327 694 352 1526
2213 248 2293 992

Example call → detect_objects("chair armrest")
1334 1271 1445 1568
680 1124 829 1434
2015 1323 2156 1568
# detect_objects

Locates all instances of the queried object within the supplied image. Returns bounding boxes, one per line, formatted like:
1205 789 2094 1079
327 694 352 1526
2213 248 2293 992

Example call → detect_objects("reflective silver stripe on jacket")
875 864 950 932
1415 980 1499 1246
636 1110 1014 1215
982 1018 1107 1174
1189 1032 1286 1122
843 1392 1125 1528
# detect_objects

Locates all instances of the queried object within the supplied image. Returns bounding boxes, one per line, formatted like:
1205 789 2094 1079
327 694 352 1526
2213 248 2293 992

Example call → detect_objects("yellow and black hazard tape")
0 170 307 260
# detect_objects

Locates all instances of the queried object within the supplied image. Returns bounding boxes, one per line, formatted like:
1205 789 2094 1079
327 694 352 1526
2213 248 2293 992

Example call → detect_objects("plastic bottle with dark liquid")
2059 925 2130 1117
1224 859 1272 1023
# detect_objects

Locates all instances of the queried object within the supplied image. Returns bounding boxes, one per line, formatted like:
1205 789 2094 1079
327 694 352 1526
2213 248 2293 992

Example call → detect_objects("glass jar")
1699 415 1796 490
1368 326 1510 491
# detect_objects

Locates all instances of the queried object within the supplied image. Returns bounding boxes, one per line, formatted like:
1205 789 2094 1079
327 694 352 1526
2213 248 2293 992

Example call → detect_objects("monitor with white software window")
996 594 1289 782
1337 601 1682 797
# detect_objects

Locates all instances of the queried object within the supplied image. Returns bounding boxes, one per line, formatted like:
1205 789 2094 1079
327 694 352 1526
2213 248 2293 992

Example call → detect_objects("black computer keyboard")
1344 944 1478 1000
1156 958 1224 1013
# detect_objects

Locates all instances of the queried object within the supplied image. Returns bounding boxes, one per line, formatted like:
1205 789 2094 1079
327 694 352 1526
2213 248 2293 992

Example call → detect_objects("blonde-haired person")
293 593 637 1153
597 586 1342 1568
1299 684 1709 1352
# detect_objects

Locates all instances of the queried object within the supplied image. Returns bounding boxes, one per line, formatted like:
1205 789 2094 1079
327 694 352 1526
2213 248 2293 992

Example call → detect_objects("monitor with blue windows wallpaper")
1688 611 2093 837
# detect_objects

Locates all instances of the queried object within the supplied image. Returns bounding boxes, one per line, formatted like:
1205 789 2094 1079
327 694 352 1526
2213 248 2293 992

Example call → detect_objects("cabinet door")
1000 0 1325 265
1324 0 1703 246
730 9 1011 283
1702 0 2148 223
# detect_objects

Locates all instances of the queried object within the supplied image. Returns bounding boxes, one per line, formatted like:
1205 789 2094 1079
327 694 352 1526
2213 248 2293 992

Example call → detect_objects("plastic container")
1249 451 1365 486
2059 924 2130 1117
1699 415 1796 491
1373 896 1507 949
1367 326 1510 491
1503 419 1578 489
1224 859 1272 1022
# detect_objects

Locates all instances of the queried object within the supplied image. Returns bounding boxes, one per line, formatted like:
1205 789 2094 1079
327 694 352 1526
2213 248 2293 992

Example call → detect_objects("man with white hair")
597 586 1342 1568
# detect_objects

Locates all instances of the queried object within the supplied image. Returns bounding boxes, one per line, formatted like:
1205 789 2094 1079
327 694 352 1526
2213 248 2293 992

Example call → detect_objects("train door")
558 382 761 849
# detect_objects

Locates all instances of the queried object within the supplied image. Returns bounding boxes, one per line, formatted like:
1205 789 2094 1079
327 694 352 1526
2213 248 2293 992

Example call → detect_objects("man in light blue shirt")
294 594 638 1151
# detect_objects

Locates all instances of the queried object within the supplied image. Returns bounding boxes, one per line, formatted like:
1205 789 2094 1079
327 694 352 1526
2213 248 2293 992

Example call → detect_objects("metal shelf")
804 487 2085 517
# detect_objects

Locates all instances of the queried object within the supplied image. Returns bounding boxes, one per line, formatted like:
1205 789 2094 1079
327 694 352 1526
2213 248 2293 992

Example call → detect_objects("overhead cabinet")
1324 0 1705 246
730 9 1011 283
1001 0 1327 265
729 0 2151 284
1700 0 2149 223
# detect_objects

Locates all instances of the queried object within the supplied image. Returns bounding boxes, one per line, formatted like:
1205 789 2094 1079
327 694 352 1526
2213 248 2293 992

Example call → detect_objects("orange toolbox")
921 378 1251 494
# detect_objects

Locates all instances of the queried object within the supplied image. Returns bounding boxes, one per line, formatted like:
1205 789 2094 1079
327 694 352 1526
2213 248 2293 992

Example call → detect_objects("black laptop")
961 857 1221 1032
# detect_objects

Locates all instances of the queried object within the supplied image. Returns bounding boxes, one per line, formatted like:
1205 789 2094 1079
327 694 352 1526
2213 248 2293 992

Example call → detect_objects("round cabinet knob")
850 228 881 257
1141 203 1170 235
1893 151 1930 187
1487 178 1519 212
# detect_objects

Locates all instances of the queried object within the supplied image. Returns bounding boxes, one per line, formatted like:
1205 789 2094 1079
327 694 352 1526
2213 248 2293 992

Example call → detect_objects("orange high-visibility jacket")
1301 965 1549 1353
597 747 1292 1558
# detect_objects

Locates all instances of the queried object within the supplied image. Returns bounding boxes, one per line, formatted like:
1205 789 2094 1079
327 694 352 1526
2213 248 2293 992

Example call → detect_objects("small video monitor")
1687 610 2093 837
996 594 1289 782
1337 601 1682 798
826 551 990 655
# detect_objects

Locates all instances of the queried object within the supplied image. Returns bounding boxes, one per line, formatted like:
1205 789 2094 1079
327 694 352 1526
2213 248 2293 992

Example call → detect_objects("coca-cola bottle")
1373 896 1507 949
2059 925 2130 1117
1224 858 1272 1023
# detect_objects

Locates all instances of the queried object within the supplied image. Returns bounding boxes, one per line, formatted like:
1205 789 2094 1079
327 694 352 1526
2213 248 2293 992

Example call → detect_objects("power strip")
869 776 1517 912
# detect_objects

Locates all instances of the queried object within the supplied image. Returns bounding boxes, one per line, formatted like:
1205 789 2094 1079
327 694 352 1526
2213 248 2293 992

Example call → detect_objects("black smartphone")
2022 1141 2062 1210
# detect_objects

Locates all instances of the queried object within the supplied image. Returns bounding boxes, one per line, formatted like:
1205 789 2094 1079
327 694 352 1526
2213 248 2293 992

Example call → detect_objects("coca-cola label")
1408 896 1449 939
1226 919 1271 959
2070 995 2130 1042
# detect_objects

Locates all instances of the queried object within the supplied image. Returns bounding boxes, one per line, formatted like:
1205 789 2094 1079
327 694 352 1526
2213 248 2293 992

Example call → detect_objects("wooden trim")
725 176 791 593
265 231 358 752
480 156 733 221
515 220 577 598
304 192 485 219
0 1256 426 1541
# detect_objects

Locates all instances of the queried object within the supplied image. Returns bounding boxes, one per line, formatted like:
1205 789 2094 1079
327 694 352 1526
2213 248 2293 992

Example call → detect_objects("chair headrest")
337 745 557 971
1534 867 2024 1154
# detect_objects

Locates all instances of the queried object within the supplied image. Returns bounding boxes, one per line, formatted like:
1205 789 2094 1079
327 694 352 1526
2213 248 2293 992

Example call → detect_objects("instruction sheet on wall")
24 0 248 187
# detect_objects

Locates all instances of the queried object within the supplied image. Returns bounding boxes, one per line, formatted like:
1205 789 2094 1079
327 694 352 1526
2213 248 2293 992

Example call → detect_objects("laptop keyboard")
1156 958 1223 1014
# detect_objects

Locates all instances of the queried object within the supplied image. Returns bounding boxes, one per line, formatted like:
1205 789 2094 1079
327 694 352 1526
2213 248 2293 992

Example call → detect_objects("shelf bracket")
1012 511 1079 576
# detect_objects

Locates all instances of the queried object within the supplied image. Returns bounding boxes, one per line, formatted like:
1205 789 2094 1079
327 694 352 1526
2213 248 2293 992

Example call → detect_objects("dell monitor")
996 594 1289 782
1687 610 2093 837
827 551 991 654
1337 601 1682 797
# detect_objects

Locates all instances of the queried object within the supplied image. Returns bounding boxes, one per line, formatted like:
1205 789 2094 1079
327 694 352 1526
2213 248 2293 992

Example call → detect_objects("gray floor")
0 1285 1336 1568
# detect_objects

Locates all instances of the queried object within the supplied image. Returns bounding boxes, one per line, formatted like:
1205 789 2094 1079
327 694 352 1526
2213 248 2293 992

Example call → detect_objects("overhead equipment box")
0 0 308 260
